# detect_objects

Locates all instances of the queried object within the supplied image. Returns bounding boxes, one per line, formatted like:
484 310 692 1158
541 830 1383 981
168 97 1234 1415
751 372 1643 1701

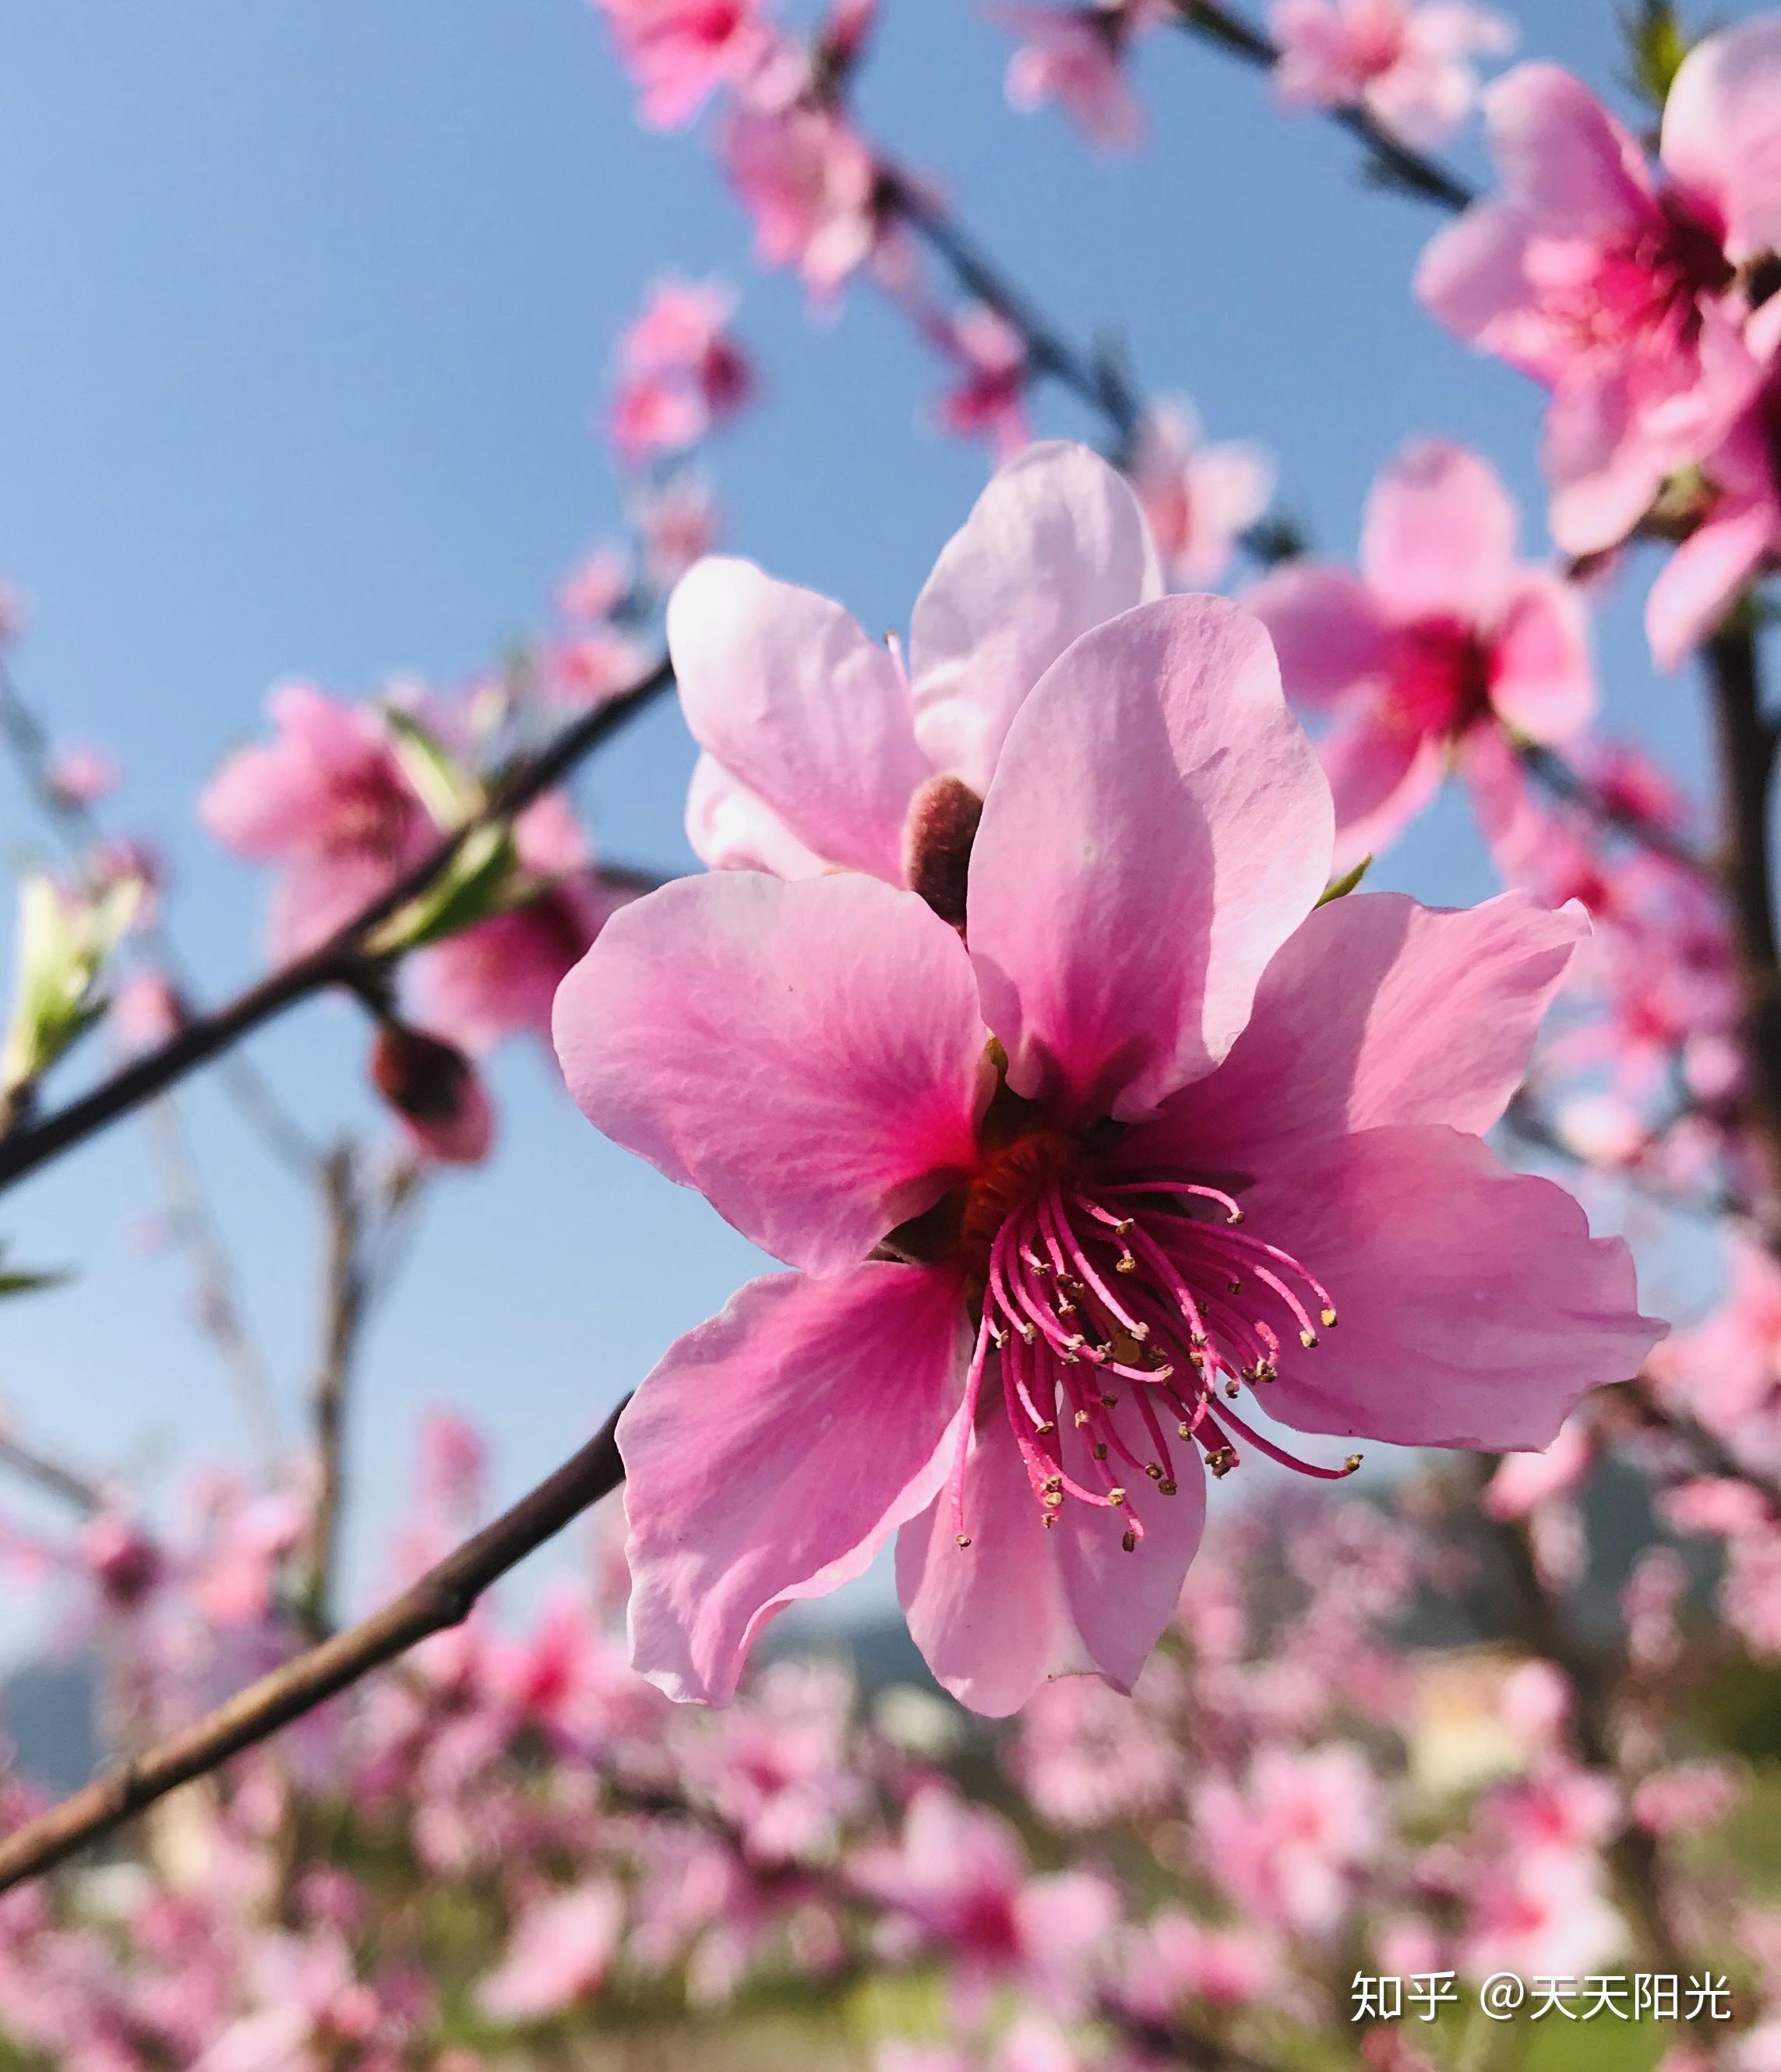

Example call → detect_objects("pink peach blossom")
721 103 883 296
1270 0 1513 150
1193 1743 1383 1939
555 556 1659 1714
1246 439 1594 872
1649 1232 1781 1468
1130 398 1275 588
475 1881 624 2021
993 3 1160 151
594 0 783 128
1417 26 1781 555
609 278 755 461
199 683 434 961
44 742 119 810
1647 323 1781 668
931 305 1031 460
411 795 628 1055
670 440 1165 883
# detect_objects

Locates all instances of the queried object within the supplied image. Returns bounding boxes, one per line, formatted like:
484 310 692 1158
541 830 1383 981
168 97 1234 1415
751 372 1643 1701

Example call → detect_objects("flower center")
944 1137 1360 1556
1386 615 1495 742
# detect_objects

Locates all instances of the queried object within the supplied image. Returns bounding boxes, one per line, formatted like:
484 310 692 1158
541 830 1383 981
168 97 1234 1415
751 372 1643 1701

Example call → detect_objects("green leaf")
2 872 142 1094
0 1246 71 1299
1316 854 1372 906
382 704 481 831
1622 1 1693 111
365 823 519 957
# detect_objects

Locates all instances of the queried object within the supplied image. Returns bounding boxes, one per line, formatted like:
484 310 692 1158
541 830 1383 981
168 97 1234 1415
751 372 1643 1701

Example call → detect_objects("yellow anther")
1344 1453 1363 1473
955 1534 972 1549
1299 1329 1319 1349
1035 1419 1056 1436
1106 1485 1127 1506
1115 1253 1137 1274
1092 1443 1108 1461
1144 1462 1163 1480
1043 1489 1063 1508
1158 1478 1178 1496
1074 1408 1092 1427
1121 1529 1138 1552
1321 1306 1338 1327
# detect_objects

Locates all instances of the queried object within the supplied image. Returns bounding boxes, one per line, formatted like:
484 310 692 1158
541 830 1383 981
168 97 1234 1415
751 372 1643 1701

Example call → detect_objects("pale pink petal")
908 441 1163 796
1055 1408 1207 1693
667 556 928 880
1128 889 1585 1175
1463 723 1550 878
1319 707 1446 872
477 1883 623 2021
552 872 988 1276
684 751 829 878
1646 502 1778 671
1415 203 1543 362
1660 15 1781 264
623 1263 968 1703
1488 569 1594 739
1242 1125 1664 1451
1361 439 1519 621
967 595 1332 1124
897 1414 1086 1718
1543 365 1670 556
1242 565 1393 708
1482 63 1653 234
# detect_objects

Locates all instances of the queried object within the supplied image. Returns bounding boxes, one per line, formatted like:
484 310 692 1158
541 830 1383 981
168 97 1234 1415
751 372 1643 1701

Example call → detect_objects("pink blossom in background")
931 305 1031 460
1269 0 1513 149
852 1786 1116 2010
1649 1232 1781 1471
1417 20 1781 556
1482 1415 1592 1520
109 968 188 1055
1130 398 1275 588
542 626 654 710
43 741 118 810
593 0 782 127
993 3 1161 152
1246 439 1594 872
637 471 722 586
609 278 755 460
556 546 630 624
1647 323 1781 668
474 1880 624 2021
412 794 628 1055
555 492 1660 1714
721 103 883 297
199 682 434 960
1193 1743 1383 1940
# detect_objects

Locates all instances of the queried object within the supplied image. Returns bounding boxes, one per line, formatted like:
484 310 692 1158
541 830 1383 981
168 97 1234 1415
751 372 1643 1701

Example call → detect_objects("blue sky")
0 0 1750 1643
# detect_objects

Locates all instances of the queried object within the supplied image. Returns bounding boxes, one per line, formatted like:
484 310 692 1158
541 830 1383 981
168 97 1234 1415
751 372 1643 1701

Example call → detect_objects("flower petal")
667 555 929 880
1054 1409 1207 1695
1320 707 1446 875
1488 569 1594 739
552 872 989 1275
967 594 1332 1124
897 1413 1087 1718
622 1265 969 1705
1240 1125 1664 1452
1660 15 1781 265
1645 502 1776 671
1361 439 1519 622
908 441 1162 797
1243 564 1393 708
684 750 829 878
1126 889 1585 1176
1483 63 1653 234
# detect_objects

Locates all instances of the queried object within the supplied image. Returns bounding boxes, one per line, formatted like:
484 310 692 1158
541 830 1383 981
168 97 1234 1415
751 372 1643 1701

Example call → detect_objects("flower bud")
369 1022 495 1166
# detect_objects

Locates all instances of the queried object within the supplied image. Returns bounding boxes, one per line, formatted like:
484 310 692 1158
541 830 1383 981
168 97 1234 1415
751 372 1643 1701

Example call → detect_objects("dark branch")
0 657 674 1199
0 1396 630 1892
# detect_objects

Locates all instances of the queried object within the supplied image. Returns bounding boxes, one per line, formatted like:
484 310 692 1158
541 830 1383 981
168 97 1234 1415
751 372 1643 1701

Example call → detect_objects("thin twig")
0 1396 630 1891
0 1429 105 1517
0 657 674 1198
294 1145 369 1641
1172 1 1477 213
1518 741 1710 877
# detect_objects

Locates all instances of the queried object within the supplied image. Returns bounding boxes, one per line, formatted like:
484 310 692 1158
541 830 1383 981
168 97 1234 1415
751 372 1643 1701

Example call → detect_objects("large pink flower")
672 439 1163 897
1416 22 1781 554
1245 440 1593 871
554 584 1661 1716
594 0 782 129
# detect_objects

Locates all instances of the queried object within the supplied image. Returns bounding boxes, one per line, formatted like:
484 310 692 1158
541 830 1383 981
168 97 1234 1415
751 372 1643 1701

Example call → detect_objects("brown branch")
1705 622 1781 1228
1172 2 1477 213
0 656 674 1198
0 1396 630 1892
1518 741 1710 877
